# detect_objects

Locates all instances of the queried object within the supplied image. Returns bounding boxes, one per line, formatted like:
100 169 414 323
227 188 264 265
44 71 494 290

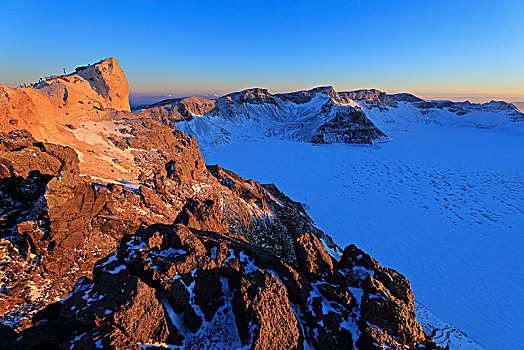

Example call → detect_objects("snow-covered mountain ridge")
132 86 524 153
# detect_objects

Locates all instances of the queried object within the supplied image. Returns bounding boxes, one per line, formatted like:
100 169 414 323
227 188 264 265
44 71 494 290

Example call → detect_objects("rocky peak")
0 57 136 181
335 89 422 106
308 85 337 97
337 89 390 105
75 57 130 112
223 88 276 105
311 103 388 144
134 95 217 124
276 86 337 104
180 95 216 115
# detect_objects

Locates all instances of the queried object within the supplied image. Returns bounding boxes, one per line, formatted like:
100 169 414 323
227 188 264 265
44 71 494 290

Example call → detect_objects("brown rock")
339 244 381 271
75 58 130 112
358 274 426 349
135 95 216 122
232 270 303 350
175 197 229 233
294 232 334 275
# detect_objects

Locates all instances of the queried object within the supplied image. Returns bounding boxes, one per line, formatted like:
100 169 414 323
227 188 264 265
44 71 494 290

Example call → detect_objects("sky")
1 0 523 104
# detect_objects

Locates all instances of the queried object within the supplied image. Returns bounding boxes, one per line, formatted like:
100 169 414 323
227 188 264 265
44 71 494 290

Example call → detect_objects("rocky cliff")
0 57 133 181
0 58 444 349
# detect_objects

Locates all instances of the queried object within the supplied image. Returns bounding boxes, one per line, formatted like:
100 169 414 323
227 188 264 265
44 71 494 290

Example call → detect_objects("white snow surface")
415 302 483 350
202 103 524 350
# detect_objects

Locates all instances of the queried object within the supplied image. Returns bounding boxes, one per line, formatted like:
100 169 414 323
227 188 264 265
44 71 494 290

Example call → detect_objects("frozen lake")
204 125 524 349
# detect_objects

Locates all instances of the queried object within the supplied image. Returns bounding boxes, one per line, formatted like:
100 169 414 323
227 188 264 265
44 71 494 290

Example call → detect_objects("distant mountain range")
132 86 523 153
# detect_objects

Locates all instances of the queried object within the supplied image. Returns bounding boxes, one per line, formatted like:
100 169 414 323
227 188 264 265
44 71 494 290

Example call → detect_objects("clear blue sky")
1 0 523 102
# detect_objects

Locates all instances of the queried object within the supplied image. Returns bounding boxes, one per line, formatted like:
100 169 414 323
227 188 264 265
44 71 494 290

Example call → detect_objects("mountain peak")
307 85 337 96
74 57 130 111
0 57 133 181
223 87 276 104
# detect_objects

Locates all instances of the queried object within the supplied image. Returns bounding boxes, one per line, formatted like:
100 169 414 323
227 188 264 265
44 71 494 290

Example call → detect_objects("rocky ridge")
0 58 447 349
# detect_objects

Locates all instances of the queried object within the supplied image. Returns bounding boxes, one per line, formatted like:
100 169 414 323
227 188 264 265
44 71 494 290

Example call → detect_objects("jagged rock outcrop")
75 58 130 111
0 129 127 327
3 219 442 350
336 89 422 106
0 127 332 319
233 269 302 349
0 58 130 131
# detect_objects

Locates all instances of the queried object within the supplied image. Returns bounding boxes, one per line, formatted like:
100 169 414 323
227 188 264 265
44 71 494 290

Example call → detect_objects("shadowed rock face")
0 58 444 349
311 103 388 144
